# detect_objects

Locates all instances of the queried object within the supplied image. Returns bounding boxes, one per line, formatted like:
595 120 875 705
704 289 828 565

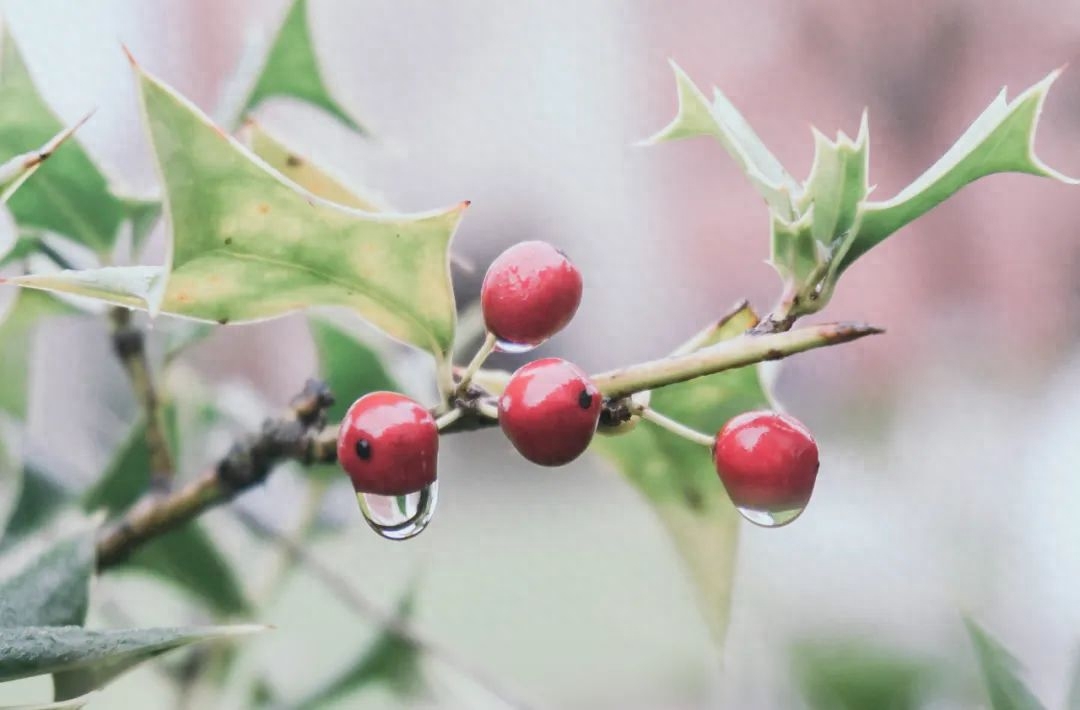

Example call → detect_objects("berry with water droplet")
337 392 438 496
712 410 819 527
481 241 583 350
498 357 601 466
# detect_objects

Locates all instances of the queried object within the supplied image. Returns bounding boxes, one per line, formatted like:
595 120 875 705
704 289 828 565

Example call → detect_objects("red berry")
481 241 583 347
712 411 819 522
337 392 438 496
498 358 601 466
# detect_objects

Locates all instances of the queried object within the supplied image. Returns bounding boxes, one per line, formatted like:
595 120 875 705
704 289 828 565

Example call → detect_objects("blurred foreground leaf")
965 618 1045 710
792 640 937 710
0 531 93 627
0 291 77 419
593 303 771 645
0 691 99 709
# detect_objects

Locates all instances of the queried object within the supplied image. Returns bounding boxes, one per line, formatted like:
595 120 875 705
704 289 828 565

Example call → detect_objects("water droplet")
736 504 805 528
357 482 438 540
495 339 537 354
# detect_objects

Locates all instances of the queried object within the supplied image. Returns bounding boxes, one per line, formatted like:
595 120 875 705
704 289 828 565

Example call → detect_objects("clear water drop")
357 482 438 540
736 504 805 528
495 339 537 354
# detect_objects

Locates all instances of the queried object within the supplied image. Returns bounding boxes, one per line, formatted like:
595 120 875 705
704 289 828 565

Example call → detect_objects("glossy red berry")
337 392 438 496
712 410 819 524
481 241 583 348
498 358 601 466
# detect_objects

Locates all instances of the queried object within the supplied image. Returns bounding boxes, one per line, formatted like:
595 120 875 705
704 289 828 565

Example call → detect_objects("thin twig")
231 507 534 710
110 307 175 490
455 332 497 395
636 406 714 447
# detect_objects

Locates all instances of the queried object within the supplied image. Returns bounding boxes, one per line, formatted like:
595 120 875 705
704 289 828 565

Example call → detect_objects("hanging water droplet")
357 482 438 540
736 504 805 528
495 338 538 354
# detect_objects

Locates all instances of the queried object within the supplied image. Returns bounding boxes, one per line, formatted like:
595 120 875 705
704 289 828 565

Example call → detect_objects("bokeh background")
3 0 1080 707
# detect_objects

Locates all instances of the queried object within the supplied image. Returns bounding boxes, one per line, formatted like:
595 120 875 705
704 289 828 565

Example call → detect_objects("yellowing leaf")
7 61 465 362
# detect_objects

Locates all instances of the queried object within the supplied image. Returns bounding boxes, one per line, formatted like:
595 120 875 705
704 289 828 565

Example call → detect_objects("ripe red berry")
337 392 439 496
481 241 583 348
498 357 601 466
712 410 819 525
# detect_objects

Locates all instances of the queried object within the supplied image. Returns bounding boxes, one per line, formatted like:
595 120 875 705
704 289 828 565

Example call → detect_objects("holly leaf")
835 70 1075 275
646 61 800 220
769 209 820 289
240 119 383 211
592 303 771 645
0 25 123 253
0 531 94 628
82 421 250 616
0 625 265 698
965 618 1045 710
7 61 464 364
0 113 93 206
798 117 869 250
240 0 364 133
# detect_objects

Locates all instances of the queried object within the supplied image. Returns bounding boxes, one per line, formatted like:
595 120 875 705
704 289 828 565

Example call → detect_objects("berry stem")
474 398 500 420
456 331 497 394
592 321 883 399
635 405 714 448
434 407 464 430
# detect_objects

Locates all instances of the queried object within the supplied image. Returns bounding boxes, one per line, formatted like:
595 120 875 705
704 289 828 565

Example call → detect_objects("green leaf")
792 640 937 710
0 114 92 206
835 71 1075 275
0 532 93 628
0 466 67 549
240 119 383 211
294 590 424 707
309 316 399 422
8 62 465 363
240 0 364 133
0 625 264 697
646 61 800 220
0 290 77 419
592 304 771 645
964 618 1045 710
769 209 820 288
0 27 123 253
82 421 250 616
798 117 869 250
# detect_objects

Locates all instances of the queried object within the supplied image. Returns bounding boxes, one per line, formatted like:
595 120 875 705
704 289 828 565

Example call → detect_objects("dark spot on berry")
578 388 593 410
355 439 372 460
286 154 302 167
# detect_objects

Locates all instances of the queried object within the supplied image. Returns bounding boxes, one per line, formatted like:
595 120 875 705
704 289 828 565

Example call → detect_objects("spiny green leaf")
8 62 465 363
835 70 1075 275
82 421 250 616
0 290 78 419
769 209 820 288
646 61 799 220
293 589 424 707
240 0 364 133
593 304 771 645
964 618 1045 710
0 113 92 206
240 119 383 210
0 26 122 253
0 531 93 628
0 625 264 697
798 117 869 249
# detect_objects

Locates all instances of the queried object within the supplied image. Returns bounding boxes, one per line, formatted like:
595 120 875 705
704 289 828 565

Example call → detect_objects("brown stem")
110 307 175 491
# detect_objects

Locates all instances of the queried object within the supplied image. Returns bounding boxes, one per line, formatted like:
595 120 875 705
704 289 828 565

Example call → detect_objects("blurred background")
3 0 1080 707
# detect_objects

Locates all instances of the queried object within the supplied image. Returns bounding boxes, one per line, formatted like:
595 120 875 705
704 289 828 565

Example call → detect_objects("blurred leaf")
0 691 100 709
0 465 67 549
965 618 1045 710
240 0 364 133
294 590 424 707
0 26 123 253
0 290 77 418
0 230 44 268
0 625 264 697
82 421 250 616
646 61 799 220
593 304 770 645
0 531 93 627
117 196 162 253
309 317 399 422
792 640 936 710
1067 647 1080 710
241 119 382 210
834 71 1075 276
9 62 465 364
